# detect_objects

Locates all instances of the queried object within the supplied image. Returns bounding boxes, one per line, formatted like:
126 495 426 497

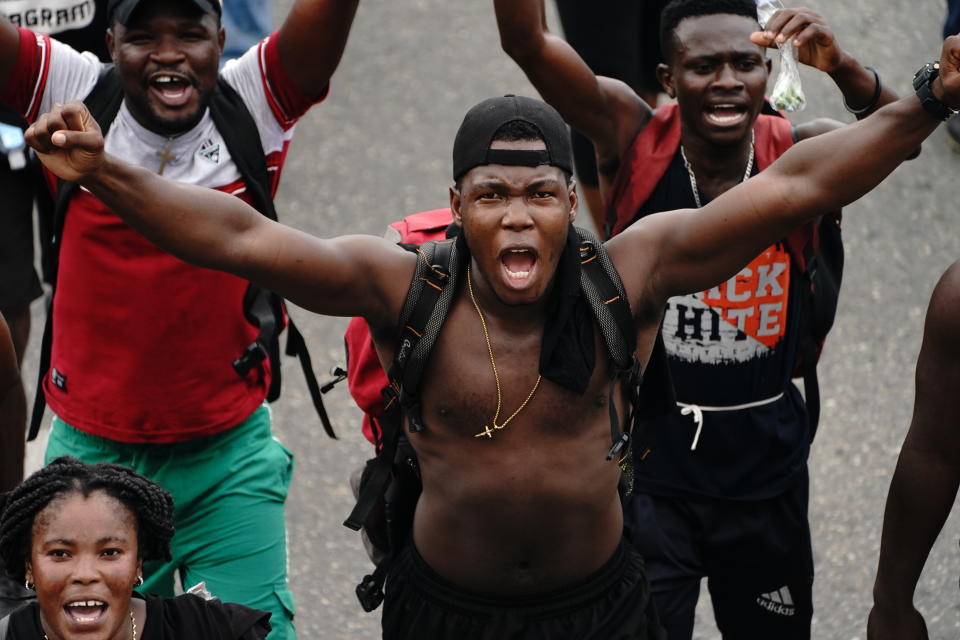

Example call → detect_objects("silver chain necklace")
680 131 755 208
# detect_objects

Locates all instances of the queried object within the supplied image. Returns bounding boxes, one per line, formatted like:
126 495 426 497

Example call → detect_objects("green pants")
47 404 296 640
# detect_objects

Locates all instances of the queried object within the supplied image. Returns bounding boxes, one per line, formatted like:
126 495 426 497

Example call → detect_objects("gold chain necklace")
45 610 136 640
467 265 542 438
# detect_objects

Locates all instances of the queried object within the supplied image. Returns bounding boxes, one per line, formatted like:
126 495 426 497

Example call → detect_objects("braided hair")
0 456 175 583
659 0 760 61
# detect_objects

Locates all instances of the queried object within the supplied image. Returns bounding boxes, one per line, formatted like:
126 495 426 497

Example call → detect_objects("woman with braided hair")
0 457 271 640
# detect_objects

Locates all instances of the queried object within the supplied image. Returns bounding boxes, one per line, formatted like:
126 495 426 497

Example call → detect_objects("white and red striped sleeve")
0 27 100 123
221 32 326 134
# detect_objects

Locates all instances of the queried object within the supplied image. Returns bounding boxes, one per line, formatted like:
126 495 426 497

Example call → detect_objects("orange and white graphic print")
663 244 790 365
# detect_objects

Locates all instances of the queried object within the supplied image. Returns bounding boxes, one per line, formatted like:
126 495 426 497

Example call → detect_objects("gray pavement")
19 0 960 637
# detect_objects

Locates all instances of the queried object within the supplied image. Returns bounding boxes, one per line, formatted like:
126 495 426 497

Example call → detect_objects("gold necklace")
44 610 137 640
467 265 542 438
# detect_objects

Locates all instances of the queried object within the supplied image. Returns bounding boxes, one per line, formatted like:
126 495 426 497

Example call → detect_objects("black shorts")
0 159 42 312
554 0 670 187
382 539 666 640
626 472 814 640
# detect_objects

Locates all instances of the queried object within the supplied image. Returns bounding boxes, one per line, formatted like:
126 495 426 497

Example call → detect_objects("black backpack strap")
0 612 9 639
343 240 459 557
574 228 639 460
29 65 123 441
210 77 337 437
390 239 459 433
345 238 459 611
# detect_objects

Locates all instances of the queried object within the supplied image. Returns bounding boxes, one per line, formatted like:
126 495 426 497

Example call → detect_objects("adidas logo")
756 586 795 616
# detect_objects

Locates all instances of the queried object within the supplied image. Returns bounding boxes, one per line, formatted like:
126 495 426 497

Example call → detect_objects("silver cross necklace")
680 131 755 208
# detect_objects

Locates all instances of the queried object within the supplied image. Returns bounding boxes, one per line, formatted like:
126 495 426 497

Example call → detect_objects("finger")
60 101 92 133
24 123 55 154
791 23 833 50
50 129 104 152
775 13 817 43
761 8 795 35
42 107 70 138
27 113 57 152
750 31 777 48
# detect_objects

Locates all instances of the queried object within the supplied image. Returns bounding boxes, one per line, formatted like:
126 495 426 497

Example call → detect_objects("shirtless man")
867 261 960 640
22 37 960 636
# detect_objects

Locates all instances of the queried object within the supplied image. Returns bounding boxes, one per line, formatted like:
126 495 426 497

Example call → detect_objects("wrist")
913 62 959 119
872 583 916 612
826 50 856 79
932 75 952 107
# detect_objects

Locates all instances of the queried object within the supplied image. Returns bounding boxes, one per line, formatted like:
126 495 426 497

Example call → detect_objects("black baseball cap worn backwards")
108 0 222 26
452 94 574 181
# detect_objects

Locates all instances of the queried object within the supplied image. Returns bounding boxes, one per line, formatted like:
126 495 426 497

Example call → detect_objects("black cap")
452 95 573 181
108 0 222 26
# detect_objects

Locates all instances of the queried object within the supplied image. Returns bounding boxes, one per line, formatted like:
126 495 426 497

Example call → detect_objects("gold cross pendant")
474 425 495 439
156 143 176 176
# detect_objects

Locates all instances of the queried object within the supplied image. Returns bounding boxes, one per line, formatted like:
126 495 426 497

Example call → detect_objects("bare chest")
415 300 615 444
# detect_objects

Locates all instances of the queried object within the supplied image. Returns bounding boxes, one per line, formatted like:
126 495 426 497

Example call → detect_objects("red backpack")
344 208 454 448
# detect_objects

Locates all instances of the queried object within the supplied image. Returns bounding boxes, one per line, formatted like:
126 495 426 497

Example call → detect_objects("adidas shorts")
626 471 813 639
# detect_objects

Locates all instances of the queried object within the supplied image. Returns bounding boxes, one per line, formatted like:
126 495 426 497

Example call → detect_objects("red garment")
3 28 320 442
605 103 818 271
345 208 453 446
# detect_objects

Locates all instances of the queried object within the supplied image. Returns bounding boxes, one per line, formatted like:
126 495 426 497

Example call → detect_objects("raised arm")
493 0 649 168
0 15 21 93
865 263 960 640
751 8 902 140
274 0 361 101
26 101 411 326
0 312 25 492
610 37 960 312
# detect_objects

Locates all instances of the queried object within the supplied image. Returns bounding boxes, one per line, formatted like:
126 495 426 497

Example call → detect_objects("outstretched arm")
610 37 960 311
274 0 361 101
493 0 650 174
0 313 25 492
752 7 900 140
866 264 960 640
26 102 411 326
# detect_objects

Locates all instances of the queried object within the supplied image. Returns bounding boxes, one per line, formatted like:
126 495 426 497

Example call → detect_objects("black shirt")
632 149 810 500
9 593 271 639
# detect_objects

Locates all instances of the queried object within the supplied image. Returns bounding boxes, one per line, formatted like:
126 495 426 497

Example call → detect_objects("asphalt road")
19 0 960 638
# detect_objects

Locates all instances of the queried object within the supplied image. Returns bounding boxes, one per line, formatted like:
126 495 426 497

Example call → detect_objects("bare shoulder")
356 235 419 329
602 216 667 324
595 76 653 168
925 261 960 349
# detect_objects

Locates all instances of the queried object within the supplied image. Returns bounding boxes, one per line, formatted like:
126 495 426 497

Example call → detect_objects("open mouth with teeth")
500 248 538 286
704 103 748 126
149 74 194 108
64 599 108 626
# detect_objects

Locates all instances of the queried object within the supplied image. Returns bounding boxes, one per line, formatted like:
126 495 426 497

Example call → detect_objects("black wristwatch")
913 62 958 121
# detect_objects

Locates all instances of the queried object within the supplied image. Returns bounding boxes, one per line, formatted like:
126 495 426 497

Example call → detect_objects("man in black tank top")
495 0 910 637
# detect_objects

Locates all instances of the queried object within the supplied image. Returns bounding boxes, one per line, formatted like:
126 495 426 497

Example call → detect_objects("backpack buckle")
579 240 597 264
398 388 425 433
355 574 385 612
606 432 630 461
232 340 268 376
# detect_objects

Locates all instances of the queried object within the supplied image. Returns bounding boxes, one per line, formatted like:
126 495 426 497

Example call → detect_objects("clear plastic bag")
757 0 806 112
